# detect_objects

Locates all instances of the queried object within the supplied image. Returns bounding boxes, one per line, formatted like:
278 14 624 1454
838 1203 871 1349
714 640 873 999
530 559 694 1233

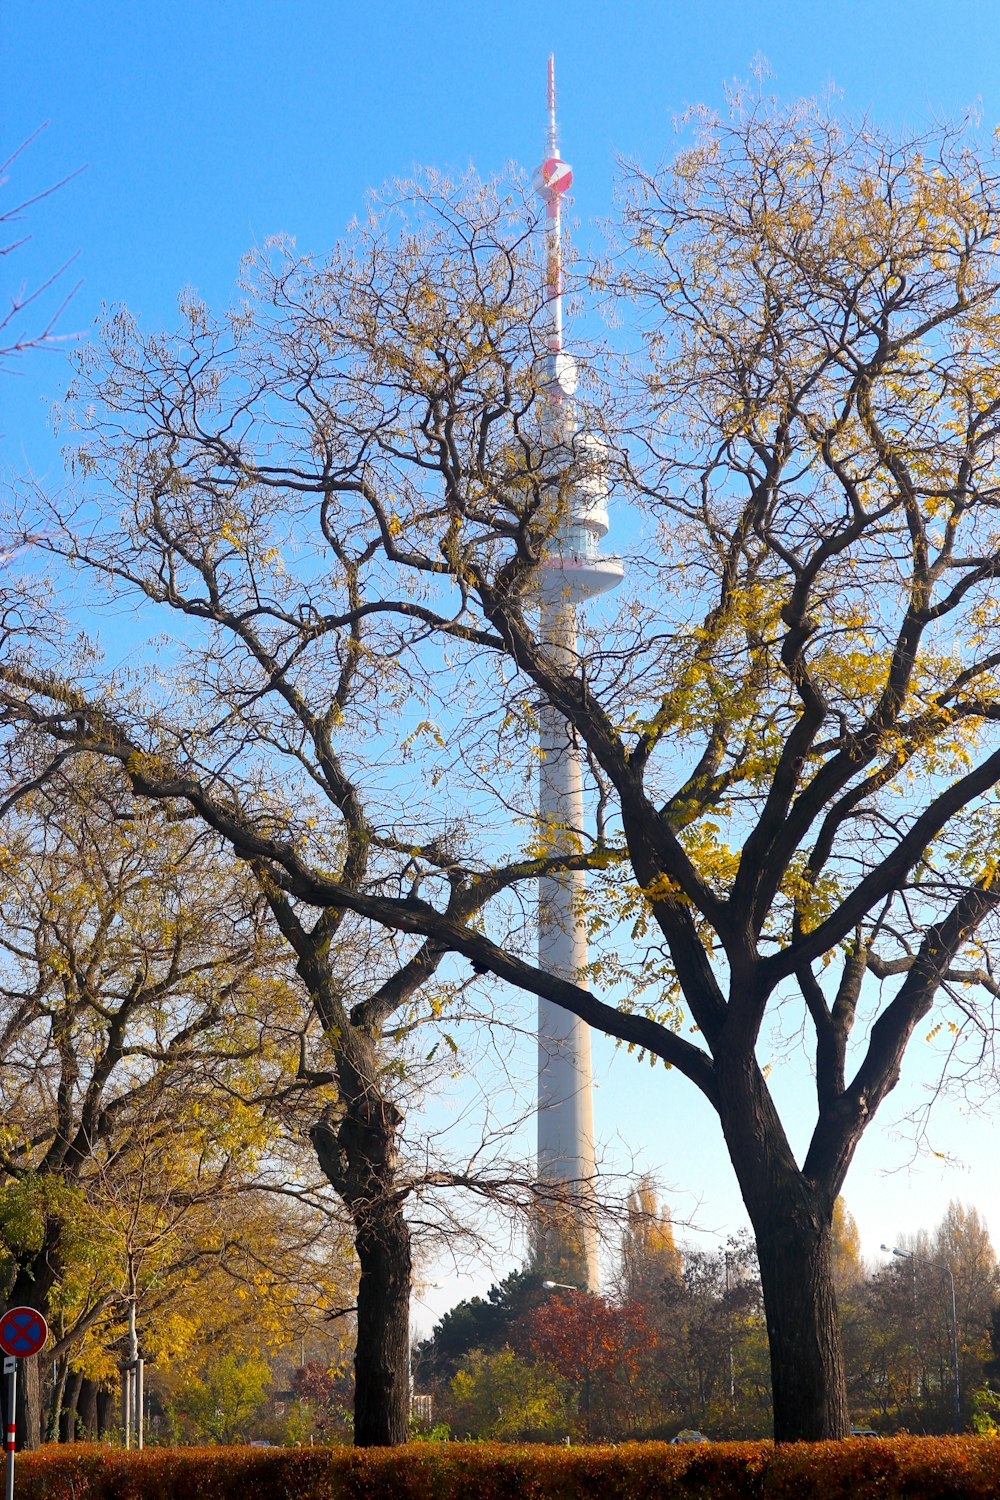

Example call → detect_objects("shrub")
12 1434 1000 1500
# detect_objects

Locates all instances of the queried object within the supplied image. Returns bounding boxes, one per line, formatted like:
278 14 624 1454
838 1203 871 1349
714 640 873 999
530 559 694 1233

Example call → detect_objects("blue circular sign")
0 1308 48 1358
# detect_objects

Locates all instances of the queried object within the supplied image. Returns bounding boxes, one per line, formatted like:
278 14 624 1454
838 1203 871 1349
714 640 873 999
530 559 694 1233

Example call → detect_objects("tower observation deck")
533 56 623 1293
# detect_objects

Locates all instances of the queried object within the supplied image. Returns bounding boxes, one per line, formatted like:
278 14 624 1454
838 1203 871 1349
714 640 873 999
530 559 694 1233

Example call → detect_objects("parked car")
670 1429 709 1444
850 1426 880 1438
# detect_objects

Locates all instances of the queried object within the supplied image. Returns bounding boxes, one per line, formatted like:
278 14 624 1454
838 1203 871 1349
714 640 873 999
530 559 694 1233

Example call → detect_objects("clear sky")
5 0 1000 1328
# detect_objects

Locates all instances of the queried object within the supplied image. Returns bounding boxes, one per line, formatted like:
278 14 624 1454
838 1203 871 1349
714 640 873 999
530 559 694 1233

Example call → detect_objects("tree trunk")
96 1387 114 1439
7 1228 62 1449
353 1199 411 1446
47 1354 69 1441
60 1368 84 1442
14 1355 42 1451
0 1312 44 1452
77 1378 98 1439
754 1199 849 1442
312 1090 411 1447
717 1055 850 1442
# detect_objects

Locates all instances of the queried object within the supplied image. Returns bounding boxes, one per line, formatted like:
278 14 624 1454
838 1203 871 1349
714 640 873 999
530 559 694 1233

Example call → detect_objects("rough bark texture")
353 1203 412 1446
261 898 436 1448
755 1204 849 1442
77 1379 99 1439
312 1093 410 1447
717 1051 851 1441
13 1356 41 1452
95 1387 114 1439
60 1369 84 1442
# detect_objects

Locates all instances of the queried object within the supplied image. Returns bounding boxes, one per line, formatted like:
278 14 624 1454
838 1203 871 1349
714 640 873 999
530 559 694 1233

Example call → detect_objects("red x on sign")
0 1308 48 1358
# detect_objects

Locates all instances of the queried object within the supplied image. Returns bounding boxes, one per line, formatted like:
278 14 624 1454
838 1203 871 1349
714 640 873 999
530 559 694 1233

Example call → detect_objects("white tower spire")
533 56 623 1292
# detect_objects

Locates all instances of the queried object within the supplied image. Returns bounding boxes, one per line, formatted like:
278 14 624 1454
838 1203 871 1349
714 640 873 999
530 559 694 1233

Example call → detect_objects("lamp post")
723 1251 735 1405
881 1245 961 1432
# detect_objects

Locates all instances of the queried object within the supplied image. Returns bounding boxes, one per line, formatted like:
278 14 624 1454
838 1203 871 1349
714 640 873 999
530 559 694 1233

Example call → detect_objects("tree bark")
13 1356 42 1451
754 1198 849 1442
95 1386 114 1439
77 1378 98 1439
312 1091 410 1447
353 1198 411 1446
717 1052 850 1441
60 1368 84 1442
47 1354 68 1441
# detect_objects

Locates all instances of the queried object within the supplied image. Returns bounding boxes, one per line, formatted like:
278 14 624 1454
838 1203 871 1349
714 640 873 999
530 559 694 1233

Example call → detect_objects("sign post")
3 1357 14 1500
0 1307 49 1497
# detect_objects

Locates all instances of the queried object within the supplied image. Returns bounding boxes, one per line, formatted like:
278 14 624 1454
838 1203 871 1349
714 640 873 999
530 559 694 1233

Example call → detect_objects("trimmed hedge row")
13 1436 1000 1499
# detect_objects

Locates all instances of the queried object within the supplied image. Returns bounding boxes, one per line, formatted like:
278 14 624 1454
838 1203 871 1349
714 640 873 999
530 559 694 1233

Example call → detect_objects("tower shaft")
531 54 620 1294
536 598 600 1292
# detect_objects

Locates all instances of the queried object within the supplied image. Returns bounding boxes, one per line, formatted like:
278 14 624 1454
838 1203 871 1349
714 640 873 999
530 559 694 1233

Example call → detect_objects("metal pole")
946 1268 960 1433
724 1252 735 1402
129 1299 136 1448
909 1256 918 1399
121 1362 130 1449
5 1357 16 1500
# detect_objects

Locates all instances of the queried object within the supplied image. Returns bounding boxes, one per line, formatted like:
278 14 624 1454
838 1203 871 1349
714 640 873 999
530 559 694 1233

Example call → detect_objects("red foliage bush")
516 1293 653 1387
12 1435 1000 1499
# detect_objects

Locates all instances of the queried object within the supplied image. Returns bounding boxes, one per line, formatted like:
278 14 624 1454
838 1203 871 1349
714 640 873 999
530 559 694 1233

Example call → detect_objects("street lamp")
542 1281 580 1292
723 1251 735 1404
881 1244 961 1432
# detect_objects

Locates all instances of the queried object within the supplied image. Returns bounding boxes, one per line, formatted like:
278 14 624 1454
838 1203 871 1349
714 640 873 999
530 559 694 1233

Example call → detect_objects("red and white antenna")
531 53 618 590
531 54 621 1298
547 51 558 160
533 54 577 402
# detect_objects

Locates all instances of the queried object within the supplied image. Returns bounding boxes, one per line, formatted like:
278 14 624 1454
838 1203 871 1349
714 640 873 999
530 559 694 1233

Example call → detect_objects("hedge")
12 1436 1000 1500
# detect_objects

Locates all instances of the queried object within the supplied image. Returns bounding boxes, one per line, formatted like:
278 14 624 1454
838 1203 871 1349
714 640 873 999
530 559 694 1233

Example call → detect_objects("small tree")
172 1353 271 1445
516 1291 652 1439
619 1176 683 1304
0 759 357 1445
415 1269 547 1384
445 1346 570 1441
865 1204 999 1431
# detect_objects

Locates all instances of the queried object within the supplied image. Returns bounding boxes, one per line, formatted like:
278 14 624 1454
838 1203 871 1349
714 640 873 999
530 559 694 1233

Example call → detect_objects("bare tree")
9 94 1000 1442
0 126 82 372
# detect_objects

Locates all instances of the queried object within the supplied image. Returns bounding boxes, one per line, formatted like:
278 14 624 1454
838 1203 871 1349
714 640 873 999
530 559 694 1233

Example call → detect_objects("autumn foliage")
16 84 1000 1444
515 1292 652 1438
520 1293 650 1385
14 1437 1000 1499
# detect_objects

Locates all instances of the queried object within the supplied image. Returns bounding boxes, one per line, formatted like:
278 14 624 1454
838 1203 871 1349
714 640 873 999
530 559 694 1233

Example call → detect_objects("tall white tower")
533 56 624 1292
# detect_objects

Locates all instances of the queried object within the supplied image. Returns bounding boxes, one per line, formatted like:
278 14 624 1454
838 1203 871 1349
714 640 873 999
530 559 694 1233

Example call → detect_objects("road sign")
0 1308 48 1359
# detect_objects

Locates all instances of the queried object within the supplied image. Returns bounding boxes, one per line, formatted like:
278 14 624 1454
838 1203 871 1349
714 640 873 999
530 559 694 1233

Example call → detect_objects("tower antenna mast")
546 54 562 355
532 56 623 1294
535 53 574 405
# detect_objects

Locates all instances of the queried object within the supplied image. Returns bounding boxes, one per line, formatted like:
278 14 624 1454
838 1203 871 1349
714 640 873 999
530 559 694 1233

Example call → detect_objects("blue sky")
6 0 1000 1319
6 0 1000 476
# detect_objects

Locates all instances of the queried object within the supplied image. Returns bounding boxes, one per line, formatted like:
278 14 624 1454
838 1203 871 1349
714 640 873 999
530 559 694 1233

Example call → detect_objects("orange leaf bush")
12 1435 1000 1499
